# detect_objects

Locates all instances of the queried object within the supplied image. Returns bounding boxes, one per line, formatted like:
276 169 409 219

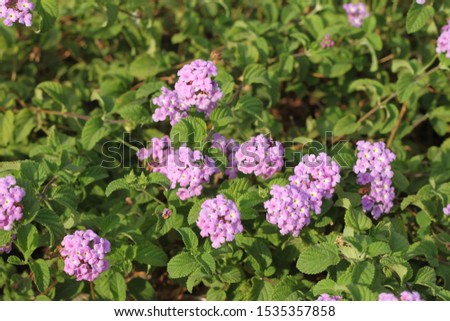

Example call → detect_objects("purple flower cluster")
289 153 341 214
343 3 369 28
264 153 341 236
0 234 15 254
175 59 223 117
60 230 111 282
353 141 396 220
265 184 311 237
235 134 284 179
0 0 34 27
437 22 450 58
211 133 239 179
416 0 426 4
196 194 243 248
0 175 26 231
320 34 335 48
136 136 217 200
444 204 450 216
316 294 342 301
152 59 223 125
378 291 421 301
152 88 189 126
136 136 171 163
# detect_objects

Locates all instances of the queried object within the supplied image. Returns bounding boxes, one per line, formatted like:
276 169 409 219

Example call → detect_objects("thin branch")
41 279 59 297
387 103 407 148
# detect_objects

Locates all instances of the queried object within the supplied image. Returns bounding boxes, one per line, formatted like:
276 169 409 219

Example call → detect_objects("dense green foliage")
0 0 450 301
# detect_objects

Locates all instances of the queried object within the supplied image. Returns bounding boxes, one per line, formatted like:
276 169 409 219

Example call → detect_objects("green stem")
90 282 96 301
142 189 166 206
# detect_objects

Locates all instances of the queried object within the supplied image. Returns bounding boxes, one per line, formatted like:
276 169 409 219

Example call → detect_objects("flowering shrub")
0 1 450 302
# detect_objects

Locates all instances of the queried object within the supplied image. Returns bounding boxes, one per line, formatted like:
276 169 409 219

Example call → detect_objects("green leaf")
7 256 27 265
206 288 227 301
234 95 264 119
243 63 271 87
366 242 391 257
351 261 375 286
35 208 65 246
406 3 435 34
198 252 216 274
414 266 436 286
21 161 47 187
79 166 109 186
0 230 13 246
147 172 170 189
128 278 155 300
129 55 159 79
380 104 399 134
117 101 151 124
219 177 252 201
235 236 272 275
297 242 340 275
396 73 417 103
51 185 78 211
36 81 64 106
219 266 244 284
407 240 438 267
333 115 358 136
380 256 413 285
250 278 274 300
344 208 372 231
271 276 302 300
167 252 197 278
81 116 110 151
30 259 50 293
135 242 168 267
177 228 198 250
346 284 377 301
170 116 207 149
210 106 234 131
105 178 129 197
187 200 202 225
312 279 338 297
0 110 14 146
16 225 39 260
136 81 166 99
0 161 22 173
35 0 59 33
109 272 127 301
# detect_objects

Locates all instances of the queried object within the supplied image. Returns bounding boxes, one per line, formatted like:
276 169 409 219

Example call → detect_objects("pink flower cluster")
265 184 311 236
0 234 15 254
353 141 396 220
211 133 239 179
235 134 284 179
378 291 421 301
444 204 450 216
152 60 223 125
320 34 335 48
196 194 243 248
60 230 111 282
0 0 34 27
437 22 450 58
264 153 341 236
316 294 342 301
343 3 369 28
137 136 217 200
289 153 341 214
0 175 26 231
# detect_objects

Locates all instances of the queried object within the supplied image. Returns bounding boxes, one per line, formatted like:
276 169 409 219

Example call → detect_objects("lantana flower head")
60 230 111 282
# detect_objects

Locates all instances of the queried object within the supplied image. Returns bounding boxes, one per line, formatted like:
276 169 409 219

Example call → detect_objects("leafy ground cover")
0 0 449 301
